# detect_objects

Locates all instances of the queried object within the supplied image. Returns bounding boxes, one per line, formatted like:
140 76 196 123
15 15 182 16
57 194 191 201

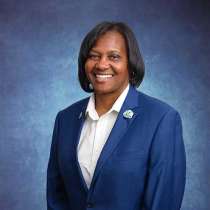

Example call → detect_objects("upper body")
47 21 186 210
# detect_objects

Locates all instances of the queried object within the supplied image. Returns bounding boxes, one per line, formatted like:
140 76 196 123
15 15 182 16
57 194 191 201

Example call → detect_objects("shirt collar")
86 84 130 120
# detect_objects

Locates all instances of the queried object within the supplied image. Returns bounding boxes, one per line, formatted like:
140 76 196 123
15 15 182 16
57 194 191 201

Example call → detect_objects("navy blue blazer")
47 86 186 210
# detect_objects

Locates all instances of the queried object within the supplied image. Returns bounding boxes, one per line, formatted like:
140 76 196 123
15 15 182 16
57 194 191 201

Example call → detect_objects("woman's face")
85 31 129 98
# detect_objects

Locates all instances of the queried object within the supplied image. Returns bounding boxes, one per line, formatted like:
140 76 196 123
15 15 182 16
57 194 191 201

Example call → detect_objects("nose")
95 56 110 70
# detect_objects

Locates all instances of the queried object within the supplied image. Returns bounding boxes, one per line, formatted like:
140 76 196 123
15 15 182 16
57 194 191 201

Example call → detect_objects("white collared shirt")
77 84 130 188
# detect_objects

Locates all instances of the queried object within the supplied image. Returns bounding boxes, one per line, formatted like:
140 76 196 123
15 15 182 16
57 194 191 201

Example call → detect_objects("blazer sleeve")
143 110 186 210
47 112 70 210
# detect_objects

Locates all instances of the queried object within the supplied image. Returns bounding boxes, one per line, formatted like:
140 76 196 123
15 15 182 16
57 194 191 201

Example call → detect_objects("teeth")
96 74 113 78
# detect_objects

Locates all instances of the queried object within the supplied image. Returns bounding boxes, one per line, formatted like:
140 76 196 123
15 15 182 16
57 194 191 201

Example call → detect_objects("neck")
95 93 118 116
94 84 129 116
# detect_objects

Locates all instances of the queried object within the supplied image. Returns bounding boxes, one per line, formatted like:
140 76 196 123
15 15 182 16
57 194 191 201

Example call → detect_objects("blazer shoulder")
58 97 89 118
137 91 179 116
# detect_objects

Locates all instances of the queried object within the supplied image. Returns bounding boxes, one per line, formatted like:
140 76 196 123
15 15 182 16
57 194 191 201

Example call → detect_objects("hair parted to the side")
78 21 145 92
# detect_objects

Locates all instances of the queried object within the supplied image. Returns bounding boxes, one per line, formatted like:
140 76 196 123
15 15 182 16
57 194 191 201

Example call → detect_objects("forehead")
91 31 127 52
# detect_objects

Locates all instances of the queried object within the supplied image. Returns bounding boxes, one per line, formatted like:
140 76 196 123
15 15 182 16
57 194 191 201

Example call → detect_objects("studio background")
0 0 210 210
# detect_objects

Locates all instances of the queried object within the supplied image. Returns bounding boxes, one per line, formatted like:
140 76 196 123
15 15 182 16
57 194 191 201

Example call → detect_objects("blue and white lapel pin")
123 109 134 119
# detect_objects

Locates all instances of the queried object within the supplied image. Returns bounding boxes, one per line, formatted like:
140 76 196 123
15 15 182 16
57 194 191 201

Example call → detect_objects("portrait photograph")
0 0 210 210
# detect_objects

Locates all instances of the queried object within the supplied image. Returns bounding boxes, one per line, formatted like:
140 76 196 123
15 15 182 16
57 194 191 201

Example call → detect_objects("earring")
89 83 93 90
132 71 136 82
129 71 135 83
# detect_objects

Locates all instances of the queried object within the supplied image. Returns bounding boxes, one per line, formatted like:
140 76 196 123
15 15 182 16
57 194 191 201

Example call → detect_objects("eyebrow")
90 49 121 54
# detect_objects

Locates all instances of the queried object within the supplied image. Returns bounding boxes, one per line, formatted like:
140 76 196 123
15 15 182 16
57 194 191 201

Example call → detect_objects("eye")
109 54 120 61
88 53 100 61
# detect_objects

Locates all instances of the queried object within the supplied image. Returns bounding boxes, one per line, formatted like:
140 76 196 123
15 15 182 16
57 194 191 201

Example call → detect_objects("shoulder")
138 91 176 111
57 97 89 120
136 90 181 119
134 91 183 141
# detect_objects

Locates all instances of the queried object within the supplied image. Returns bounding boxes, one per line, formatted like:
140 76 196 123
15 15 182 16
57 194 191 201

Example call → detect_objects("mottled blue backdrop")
0 0 210 210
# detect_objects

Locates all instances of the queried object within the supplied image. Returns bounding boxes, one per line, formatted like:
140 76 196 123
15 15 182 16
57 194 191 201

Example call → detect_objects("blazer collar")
119 85 139 111
78 85 139 119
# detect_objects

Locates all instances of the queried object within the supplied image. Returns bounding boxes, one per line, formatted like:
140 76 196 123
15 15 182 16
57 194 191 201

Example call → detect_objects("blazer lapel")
89 86 140 191
72 99 90 192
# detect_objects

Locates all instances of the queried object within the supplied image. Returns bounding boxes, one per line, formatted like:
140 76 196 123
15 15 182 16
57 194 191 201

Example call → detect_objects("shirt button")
87 202 94 208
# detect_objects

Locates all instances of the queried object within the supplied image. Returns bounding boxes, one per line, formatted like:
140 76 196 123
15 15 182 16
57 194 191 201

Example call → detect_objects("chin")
93 87 113 95
94 87 122 97
94 89 110 95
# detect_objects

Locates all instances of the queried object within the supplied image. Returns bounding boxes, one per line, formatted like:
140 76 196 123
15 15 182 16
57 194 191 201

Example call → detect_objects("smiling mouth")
93 73 114 82
95 74 113 78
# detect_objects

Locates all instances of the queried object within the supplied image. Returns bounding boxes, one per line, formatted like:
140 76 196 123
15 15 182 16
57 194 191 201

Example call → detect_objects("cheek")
85 60 95 73
116 65 129 77
84 62 89 73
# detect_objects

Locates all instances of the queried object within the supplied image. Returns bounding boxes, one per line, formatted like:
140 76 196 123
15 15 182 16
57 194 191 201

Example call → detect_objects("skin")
85 31 129 116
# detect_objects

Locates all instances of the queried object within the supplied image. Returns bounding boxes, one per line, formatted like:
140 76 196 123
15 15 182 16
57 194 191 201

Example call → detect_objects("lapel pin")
78 111 83 119
123 109 134 119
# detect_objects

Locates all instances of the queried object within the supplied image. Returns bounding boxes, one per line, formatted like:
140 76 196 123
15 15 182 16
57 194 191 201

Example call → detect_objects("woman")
47 21 186 210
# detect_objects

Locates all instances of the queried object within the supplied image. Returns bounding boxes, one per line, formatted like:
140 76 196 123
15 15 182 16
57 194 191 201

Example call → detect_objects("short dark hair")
78 21 145 92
